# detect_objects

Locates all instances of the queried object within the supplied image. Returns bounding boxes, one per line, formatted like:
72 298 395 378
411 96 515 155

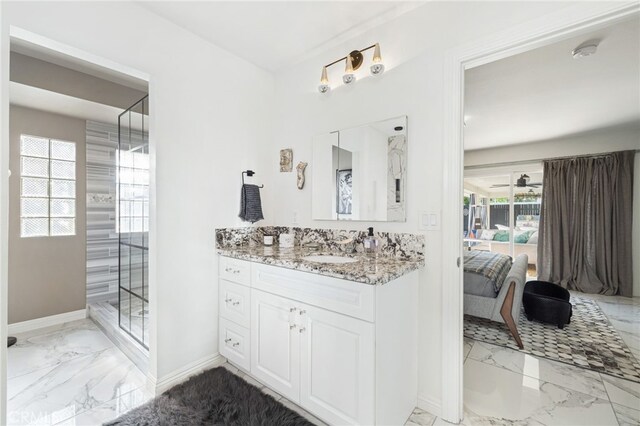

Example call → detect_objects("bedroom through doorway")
458 15 640 425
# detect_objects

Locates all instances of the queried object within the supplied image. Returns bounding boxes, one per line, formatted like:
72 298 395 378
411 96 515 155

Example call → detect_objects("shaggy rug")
106 367 312 425
464 295 640 383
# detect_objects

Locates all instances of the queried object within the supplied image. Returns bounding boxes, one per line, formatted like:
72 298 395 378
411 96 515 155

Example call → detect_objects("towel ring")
242 170 264 188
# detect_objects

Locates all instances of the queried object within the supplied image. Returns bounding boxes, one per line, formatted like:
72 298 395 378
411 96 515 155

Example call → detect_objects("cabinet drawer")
219 279 250 328
252 263 375 322
219 257 250 286
219 318 250 371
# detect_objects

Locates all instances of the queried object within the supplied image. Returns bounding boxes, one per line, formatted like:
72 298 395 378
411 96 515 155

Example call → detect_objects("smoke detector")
572 43 598 59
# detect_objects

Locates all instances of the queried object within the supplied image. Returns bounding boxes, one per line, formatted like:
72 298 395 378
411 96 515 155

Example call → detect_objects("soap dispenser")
363 227 380 258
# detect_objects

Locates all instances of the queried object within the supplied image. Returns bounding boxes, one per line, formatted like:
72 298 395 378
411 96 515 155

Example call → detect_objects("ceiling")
464 17 640 150
138 1 421 72
464 171 544 196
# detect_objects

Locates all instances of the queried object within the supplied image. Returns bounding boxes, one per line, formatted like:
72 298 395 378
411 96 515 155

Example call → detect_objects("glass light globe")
343 73 355 84
370 63 385 75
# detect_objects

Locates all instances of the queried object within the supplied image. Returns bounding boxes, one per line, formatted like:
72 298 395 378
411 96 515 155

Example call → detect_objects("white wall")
267 1 579 413
1 1 275 401
466 125 640 296
465 124 640 167
634 152 640 297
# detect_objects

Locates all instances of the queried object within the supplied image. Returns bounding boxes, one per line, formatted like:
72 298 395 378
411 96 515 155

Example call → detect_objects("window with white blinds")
20 135 76 237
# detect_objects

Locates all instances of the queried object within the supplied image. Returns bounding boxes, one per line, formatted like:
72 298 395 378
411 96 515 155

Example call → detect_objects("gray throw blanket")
239 184 264 223
463 251 512 293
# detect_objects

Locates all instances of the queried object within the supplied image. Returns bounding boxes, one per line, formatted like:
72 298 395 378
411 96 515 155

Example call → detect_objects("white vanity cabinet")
218 256 418 426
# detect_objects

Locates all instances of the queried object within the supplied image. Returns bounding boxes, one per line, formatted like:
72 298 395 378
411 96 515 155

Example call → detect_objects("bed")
463 251 529 349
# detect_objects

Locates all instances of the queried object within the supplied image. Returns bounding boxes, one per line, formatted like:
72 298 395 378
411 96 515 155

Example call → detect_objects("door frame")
440 2 640 423
1 26 151 424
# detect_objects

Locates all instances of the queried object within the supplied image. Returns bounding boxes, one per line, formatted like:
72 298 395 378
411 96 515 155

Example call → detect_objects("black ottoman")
523 281 573 329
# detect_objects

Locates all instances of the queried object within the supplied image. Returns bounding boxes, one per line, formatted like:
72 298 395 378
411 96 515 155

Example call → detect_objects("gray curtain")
537 150 635 296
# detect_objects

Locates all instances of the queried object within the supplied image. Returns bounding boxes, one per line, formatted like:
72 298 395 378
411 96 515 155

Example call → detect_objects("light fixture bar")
317 43 384 93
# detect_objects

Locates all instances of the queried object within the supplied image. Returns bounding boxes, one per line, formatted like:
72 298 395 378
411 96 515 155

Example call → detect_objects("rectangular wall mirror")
312 116 407 222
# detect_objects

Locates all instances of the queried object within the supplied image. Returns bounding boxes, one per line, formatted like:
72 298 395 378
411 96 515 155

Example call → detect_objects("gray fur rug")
105 367 312 425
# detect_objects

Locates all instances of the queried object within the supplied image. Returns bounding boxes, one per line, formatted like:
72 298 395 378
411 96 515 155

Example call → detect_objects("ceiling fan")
491 174 542 188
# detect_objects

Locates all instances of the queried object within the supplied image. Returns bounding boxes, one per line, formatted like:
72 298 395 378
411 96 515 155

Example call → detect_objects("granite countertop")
216 245 424 285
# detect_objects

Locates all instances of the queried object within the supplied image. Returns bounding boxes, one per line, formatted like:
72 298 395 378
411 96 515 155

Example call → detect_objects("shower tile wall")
86 121 145 305
86 121 119 304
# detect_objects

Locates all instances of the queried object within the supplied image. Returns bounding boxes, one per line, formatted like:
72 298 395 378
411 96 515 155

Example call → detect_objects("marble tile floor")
7 319 152 426
443 337 640 426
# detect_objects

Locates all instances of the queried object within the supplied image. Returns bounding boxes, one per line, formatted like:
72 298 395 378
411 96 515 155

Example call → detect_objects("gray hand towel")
239 184 264 223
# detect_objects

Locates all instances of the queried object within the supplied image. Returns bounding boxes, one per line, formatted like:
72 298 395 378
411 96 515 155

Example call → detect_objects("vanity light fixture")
343 55 356 84
317 43 385 93
370 43 385 75
318 66 330 93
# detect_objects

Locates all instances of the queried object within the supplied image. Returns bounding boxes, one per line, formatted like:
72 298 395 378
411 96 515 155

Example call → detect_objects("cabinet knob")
299 310 306 315
225 298 233 303
289 307 297 312
233 342 240 347
233 269 240 274
299 327 306 333
232 301 240 306
289 324 297 329
225 338 232 343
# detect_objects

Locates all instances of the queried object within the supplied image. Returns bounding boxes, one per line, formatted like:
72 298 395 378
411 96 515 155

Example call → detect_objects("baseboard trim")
8 309 87 334
153 353 226 394
417 393 441 418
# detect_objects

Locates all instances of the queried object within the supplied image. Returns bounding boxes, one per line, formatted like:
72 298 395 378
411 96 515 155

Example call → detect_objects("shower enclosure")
118 96 149 348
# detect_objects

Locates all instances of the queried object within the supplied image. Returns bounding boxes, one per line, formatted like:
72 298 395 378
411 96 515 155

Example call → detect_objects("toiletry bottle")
363 227 380 259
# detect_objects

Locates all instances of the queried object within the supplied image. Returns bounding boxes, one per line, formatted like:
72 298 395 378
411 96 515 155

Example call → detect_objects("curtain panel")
538 150 635 296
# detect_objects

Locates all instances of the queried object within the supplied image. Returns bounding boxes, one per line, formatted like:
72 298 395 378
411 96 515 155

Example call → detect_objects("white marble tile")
612 402 640 426
602 374 640 410
464 359 618 425
8 319 114 380
8 347 146 425
406 407 437 425
468 341 608 400
53 387 153 426
464 338 473 360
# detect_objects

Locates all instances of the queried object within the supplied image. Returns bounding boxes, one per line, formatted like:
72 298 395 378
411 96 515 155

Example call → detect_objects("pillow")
527 231 539 244
479 230 496 241
493 231 510 242
495 224 509 231
514 230 532 244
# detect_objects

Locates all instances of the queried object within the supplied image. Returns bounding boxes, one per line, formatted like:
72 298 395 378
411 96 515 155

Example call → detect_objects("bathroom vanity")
216 227 424 426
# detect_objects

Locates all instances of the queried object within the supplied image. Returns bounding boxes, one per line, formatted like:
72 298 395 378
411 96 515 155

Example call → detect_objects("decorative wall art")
280 149 293 172
336 169 353 215
296 162 308 190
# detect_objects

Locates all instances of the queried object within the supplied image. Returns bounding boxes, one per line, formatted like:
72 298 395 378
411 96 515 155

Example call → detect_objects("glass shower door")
118 96 149 348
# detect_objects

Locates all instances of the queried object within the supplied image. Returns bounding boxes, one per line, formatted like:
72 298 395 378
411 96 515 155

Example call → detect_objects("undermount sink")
302 255 359 264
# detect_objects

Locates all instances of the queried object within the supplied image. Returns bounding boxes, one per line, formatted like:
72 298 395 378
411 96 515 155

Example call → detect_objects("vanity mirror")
312 116 407 221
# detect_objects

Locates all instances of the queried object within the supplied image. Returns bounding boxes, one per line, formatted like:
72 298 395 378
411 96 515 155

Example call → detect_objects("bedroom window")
20 135 76 238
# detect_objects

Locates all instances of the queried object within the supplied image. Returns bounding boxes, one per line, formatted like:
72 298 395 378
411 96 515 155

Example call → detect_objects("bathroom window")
116 149 149 234
20 135 76 238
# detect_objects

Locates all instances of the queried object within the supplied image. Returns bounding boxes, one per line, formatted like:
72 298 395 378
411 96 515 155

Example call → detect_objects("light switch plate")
419 210 441 231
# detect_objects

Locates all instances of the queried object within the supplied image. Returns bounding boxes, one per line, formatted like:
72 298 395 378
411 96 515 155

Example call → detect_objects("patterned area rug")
464 295 640 383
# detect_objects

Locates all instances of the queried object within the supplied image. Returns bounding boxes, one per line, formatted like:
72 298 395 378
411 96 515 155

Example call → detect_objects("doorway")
4 31 154 425
441 3 640 423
